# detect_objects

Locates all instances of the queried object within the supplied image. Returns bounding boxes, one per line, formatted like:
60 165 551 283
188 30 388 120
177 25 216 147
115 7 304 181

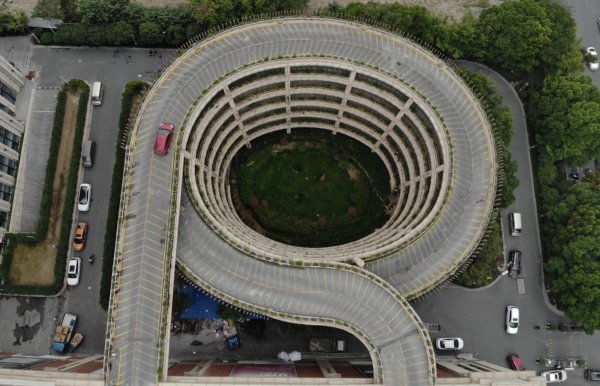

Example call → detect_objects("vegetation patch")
0 80 88 294
99 80 150 310
454 216 503 288
232 129 391 247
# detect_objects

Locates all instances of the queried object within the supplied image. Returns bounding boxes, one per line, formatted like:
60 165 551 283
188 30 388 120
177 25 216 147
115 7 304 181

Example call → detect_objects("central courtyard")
233 129 391 247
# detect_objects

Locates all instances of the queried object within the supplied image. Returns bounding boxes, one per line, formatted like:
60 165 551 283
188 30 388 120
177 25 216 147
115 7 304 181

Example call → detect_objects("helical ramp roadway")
106 18 497 386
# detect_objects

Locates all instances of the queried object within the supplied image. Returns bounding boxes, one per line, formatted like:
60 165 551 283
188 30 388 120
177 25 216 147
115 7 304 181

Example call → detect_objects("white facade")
0 54 25 241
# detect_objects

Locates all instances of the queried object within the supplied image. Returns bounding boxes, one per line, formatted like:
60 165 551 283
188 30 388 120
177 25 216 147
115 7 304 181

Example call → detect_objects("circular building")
112 17 497 386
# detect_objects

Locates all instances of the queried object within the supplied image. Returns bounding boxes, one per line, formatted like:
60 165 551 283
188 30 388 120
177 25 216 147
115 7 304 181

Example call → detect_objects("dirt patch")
346 163 360 181
132 0 188 6
9 92 80 286
308 0 505 21
7 0 504 21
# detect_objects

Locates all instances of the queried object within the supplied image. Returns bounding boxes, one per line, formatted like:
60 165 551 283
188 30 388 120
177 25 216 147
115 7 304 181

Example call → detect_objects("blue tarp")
178 283 268 320
179 285 219 319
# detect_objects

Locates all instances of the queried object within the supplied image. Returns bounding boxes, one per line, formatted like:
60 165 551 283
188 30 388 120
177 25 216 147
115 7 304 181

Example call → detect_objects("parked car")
77 183 91 212
508 250 522 278
66 257 81 286
541 369 567 383
507 353 525 371
435 337 463 350
587 47 599 71
73 221 88 251
585 369 600 381
154 123 174 155
555 358 575 371
506 306 520 334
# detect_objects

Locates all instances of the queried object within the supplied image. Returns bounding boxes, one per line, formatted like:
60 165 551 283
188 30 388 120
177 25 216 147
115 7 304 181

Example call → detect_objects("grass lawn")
234 130 390 247
8 92 80 286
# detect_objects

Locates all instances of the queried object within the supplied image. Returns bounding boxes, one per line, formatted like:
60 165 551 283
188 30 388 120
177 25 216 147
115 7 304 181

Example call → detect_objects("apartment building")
0 54 25 241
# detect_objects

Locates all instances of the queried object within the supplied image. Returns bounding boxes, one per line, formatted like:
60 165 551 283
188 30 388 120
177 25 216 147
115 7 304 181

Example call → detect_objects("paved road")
37 47 165 355
413 56 600 385
108 18 498 386
0 37 165 355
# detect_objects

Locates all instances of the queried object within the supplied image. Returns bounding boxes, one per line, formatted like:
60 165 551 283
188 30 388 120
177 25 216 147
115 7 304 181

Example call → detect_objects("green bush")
138 21 163 46
0 80 89 294
99 80 150 310
40 32 54 45
455 215 502 288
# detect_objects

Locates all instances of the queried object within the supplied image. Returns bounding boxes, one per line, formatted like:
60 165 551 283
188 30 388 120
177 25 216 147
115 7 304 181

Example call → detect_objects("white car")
506 306 520 334
435 337 464 350
78 183 91 212
67 257 81 286
587 47 599 70
541 369 567 383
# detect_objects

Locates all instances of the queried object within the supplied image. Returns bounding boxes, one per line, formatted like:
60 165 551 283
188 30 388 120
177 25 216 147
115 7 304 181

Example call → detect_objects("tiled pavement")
0 296 61 355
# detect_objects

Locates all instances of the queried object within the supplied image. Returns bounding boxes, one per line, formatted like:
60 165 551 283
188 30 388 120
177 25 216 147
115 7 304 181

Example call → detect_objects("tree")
536 0 581 75
164 25 186 47
60 0 80 22
0 6 27 36
532 74 600 162
459 68 518 207
474 0 552 75
551 261 600 333
106 21 134 46
80 0 130 24
339 3 448 50
32 0 63 19
189 0 242 28
138 21 163 46
441 12 478 59
143 6 190 30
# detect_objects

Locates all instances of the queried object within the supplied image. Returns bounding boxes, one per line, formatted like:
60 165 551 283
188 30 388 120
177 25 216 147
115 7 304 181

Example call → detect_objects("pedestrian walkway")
9 88 57 232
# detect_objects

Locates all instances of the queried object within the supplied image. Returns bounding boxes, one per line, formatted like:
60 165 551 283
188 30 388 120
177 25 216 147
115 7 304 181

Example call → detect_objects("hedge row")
0 80 89 295
0 86 67 282
99 80 149 310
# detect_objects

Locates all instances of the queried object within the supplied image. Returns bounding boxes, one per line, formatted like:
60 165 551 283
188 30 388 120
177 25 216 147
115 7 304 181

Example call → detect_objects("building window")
0 155 17 176
0 81 17 104
0 183 12 202
0 211 7 228
0 126 20 151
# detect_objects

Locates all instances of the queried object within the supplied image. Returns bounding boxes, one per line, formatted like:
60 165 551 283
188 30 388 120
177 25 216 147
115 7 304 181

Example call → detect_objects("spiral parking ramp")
106 17 496 386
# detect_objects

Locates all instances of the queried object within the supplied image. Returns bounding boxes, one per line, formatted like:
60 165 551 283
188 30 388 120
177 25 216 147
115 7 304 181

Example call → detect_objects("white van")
509 212 522 237
91 81 103 106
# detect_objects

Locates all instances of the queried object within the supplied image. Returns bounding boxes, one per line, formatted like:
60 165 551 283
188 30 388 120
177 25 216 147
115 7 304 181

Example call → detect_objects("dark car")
585 370 600 381
507 353 525 371
508 250 522 278
154 123 174 155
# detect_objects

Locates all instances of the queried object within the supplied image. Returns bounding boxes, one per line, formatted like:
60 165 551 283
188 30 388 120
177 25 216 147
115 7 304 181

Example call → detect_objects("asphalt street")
0 2 599 383
0 37 166 355
413 2 600 382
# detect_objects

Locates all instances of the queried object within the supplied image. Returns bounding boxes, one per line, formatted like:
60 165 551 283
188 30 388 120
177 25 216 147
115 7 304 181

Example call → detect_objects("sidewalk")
9 87 59 232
